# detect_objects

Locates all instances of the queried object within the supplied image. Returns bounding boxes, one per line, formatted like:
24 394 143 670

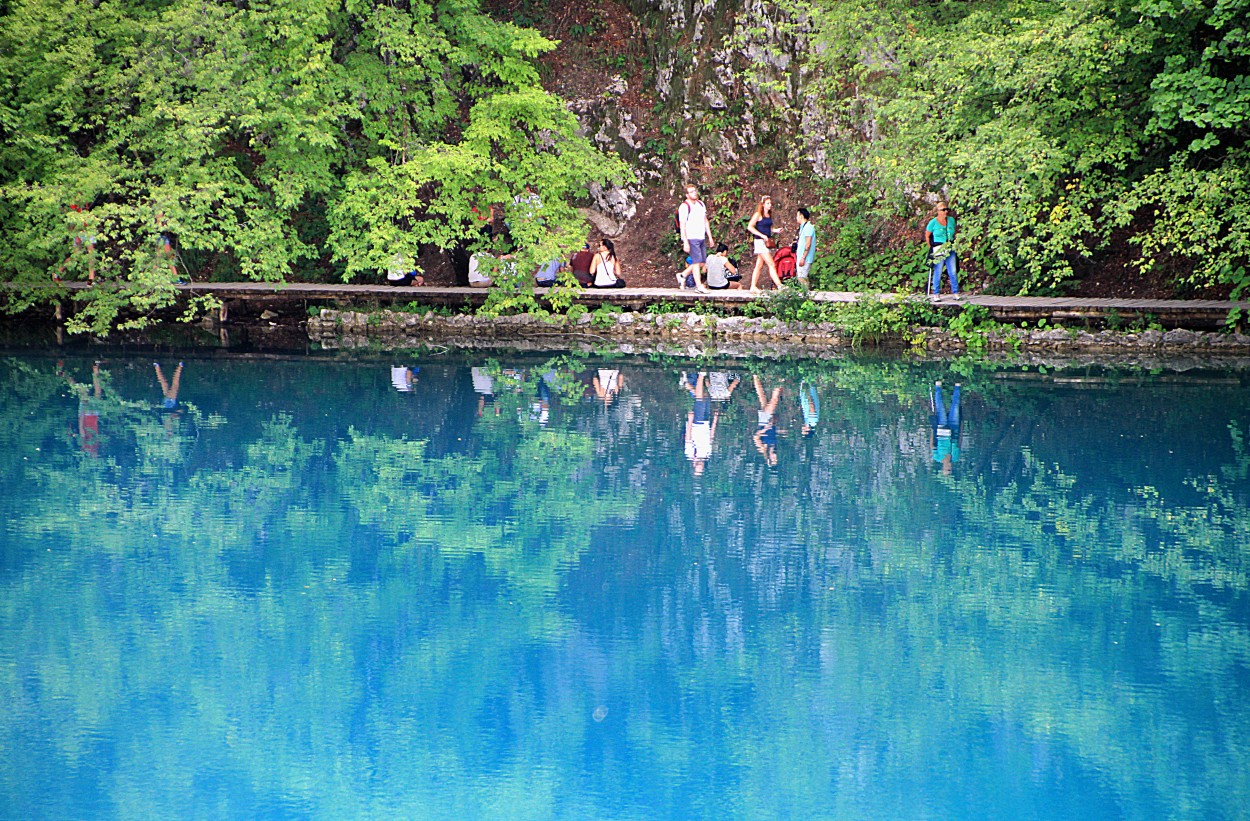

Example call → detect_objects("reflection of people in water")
593 368 624 406
930 380 962 475
752 374 782 466
154 361 184 434
390 365 419 393
472 366 499 417
154 361 183 409
798 381 820 438
530 370 556 426
60 360 104 456
682 372 719 476
706 371 740 404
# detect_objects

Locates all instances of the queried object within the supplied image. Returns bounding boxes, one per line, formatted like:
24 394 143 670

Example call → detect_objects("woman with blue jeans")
925 201 958 296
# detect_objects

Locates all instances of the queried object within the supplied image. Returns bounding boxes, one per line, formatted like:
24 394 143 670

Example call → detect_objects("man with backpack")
677 185 716 291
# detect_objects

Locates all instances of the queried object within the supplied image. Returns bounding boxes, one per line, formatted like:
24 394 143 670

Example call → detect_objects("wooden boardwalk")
46 281 1250 327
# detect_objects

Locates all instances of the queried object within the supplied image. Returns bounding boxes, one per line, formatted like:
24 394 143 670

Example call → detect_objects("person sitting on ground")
155 211 179 279
676 254 700 291
535 258 562 287
386 251 424 286
54 205 96 285
705 243 741 290
468 252 493 288
570 242 595 287
590 239 625 288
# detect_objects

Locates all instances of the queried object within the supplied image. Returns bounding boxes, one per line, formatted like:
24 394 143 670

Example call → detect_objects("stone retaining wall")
308 309 1250 357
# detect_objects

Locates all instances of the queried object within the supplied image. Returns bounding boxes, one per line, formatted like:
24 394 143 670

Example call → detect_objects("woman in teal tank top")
924 201 958 296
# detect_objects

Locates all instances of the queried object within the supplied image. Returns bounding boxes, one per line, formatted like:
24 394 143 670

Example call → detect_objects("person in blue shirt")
924 201 958 297
795 207 817 286
535 258 562 287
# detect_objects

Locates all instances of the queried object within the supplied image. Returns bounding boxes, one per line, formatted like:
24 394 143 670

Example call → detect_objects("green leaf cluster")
0 0 628 333
791 0 1250 295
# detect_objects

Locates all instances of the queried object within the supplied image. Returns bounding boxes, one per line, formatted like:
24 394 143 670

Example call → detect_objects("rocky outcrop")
560 0 853 237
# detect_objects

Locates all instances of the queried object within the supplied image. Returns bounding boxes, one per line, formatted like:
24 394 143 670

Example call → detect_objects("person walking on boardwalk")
748 196 782 292
925 201 959 297
678 185 714 290
703 243 741 290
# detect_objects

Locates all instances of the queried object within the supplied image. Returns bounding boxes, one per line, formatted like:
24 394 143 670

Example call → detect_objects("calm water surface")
1 351 1248 820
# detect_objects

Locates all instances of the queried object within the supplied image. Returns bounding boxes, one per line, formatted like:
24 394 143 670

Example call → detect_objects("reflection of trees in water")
562 370 1250 814
2 356 1249 816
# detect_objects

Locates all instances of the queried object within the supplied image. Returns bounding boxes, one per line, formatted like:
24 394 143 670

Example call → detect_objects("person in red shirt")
569 242 594 287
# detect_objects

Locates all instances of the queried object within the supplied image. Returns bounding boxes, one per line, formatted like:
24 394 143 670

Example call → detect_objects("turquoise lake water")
1 351 1248 819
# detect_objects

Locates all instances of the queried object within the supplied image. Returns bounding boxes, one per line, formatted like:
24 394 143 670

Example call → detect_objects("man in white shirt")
678 184 715 289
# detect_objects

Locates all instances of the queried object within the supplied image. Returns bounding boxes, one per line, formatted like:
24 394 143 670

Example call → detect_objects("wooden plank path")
44 281 1250 326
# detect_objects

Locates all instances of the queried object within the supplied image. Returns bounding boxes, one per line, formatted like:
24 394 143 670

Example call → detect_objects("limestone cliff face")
562 0 852 227
624 0 828 168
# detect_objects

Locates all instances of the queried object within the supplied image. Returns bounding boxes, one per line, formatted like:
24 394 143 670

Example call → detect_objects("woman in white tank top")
590 239 626 288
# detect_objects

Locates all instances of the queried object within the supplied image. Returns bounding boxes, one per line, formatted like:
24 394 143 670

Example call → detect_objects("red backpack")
774 246 797 280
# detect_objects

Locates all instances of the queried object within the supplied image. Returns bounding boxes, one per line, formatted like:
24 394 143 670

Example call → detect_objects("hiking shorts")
687 239 708 264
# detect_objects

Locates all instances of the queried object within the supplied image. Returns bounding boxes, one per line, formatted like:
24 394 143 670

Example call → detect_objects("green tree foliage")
0 0 628 332
790 0 1250 295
